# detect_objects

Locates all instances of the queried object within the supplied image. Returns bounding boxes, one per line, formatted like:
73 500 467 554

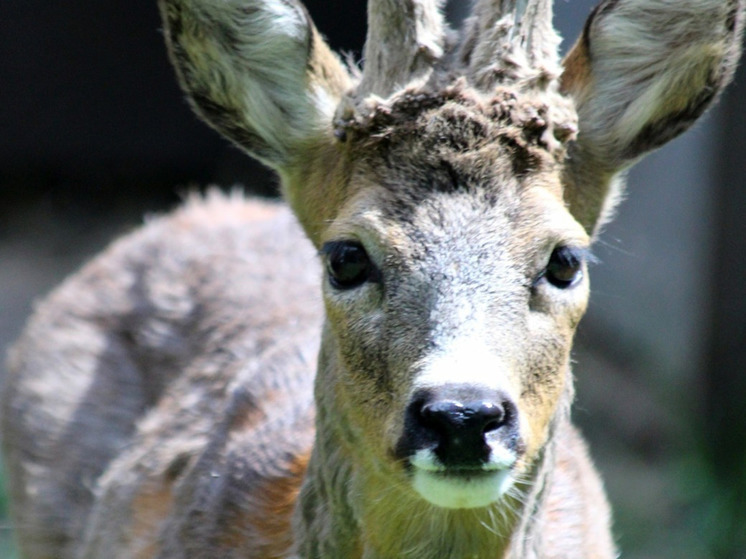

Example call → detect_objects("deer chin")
412 467 514 509
409 448 516 509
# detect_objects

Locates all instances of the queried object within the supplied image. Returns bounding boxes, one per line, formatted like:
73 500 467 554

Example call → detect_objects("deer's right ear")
159 0 352 172
560 0 744 236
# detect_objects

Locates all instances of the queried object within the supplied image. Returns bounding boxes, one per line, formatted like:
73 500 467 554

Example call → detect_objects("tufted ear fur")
561 0 744 235
158 0 352 173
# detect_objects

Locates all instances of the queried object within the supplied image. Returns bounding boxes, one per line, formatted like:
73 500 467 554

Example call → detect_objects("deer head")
158 0 743 553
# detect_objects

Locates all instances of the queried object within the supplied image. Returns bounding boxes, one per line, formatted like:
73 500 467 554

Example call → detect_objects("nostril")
474 401 506 435
420 400 464 432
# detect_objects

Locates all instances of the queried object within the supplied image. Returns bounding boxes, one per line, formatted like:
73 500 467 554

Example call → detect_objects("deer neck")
291 325 564 559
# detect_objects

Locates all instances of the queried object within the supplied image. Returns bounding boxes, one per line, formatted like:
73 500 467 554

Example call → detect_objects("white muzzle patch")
410 446 516 509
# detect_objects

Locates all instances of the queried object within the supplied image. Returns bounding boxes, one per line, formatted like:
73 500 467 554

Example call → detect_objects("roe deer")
2 0 743 557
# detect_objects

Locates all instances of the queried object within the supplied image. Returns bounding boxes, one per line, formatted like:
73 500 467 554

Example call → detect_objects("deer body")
2 1 743 558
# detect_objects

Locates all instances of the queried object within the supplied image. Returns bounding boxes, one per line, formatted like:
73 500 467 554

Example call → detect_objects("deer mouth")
408 447 517 509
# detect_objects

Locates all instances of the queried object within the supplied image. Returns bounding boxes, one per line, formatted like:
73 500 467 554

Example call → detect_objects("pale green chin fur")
412 469 514 509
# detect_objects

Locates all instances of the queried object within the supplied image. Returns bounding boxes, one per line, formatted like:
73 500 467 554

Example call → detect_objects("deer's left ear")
560 0 745 236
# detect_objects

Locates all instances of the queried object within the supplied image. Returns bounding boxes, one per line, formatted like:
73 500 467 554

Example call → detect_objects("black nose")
406 388 519 468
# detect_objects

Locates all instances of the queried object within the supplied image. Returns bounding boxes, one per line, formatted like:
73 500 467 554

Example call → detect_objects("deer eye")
322 241 378 290
542 246 586 289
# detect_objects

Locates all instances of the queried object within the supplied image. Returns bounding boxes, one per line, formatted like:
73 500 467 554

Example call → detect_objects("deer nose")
413 391 518 468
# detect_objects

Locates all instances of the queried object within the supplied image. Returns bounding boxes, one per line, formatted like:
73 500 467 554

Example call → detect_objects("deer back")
2 195 323 557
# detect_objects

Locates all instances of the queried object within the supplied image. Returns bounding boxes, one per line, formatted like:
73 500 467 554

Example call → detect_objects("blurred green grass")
0 460 20 559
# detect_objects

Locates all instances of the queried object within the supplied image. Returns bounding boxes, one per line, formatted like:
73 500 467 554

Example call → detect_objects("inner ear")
560 0 744 236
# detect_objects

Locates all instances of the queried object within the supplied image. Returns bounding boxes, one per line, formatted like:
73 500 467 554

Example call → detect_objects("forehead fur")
293 83 579 244
336 82 578 175
328 84 577 226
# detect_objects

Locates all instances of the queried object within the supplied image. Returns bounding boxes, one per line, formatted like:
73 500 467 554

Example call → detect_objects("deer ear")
560 0 744 235
159 0 352 172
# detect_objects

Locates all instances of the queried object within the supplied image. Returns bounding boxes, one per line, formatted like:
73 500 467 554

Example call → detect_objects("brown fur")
2 1 743 558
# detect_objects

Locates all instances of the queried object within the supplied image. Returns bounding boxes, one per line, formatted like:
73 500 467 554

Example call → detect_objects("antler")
356 0 448 99
461 0 560 89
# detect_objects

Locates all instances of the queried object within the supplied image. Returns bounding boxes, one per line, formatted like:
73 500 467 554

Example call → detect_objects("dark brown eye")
322 241 377 290
543 246 586 289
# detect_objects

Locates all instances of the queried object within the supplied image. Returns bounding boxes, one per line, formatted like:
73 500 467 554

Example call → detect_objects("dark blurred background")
1 1 745 557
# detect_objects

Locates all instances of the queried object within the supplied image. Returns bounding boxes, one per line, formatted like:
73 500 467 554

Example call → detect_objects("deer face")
316 97 590 509
159 0 744 514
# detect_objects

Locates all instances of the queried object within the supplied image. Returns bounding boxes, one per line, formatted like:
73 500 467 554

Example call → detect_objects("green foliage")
0 461 20 559
676 452 746 559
